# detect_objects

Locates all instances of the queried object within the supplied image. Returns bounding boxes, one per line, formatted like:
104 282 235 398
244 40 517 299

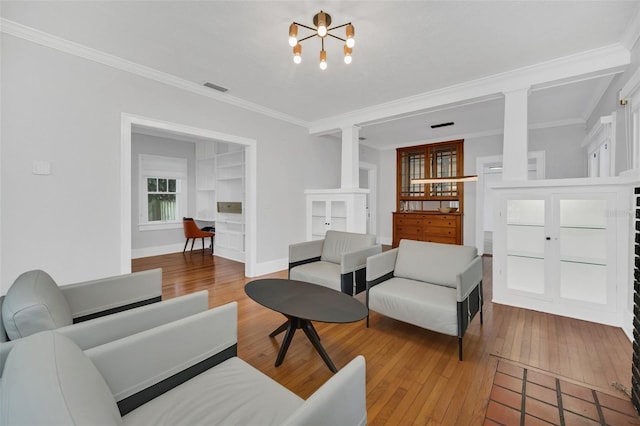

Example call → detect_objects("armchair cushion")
121 357 303 425
1 331 122 426
368 277 458 336
289 261 341 292
394 240 478 288
1 270 72 340
320 230 377 264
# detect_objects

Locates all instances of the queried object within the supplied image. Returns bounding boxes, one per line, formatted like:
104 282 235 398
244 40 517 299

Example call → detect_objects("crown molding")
310 44 629 135
365 118 585 151
621 4 640 50
0 18 309 128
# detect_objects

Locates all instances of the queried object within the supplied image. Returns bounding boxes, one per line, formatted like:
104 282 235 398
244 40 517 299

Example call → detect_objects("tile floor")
484 360 640 425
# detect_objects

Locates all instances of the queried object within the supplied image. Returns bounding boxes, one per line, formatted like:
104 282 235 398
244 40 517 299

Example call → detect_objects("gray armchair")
0 268 209 374
1 303 367 426
366 239 483 360
289 230 381 295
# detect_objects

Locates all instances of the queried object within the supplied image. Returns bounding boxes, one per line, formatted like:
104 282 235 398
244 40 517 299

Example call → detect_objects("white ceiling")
2 1 639 149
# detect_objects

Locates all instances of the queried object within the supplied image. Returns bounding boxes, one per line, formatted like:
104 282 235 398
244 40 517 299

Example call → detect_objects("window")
146 177 177 221
138 154 187 231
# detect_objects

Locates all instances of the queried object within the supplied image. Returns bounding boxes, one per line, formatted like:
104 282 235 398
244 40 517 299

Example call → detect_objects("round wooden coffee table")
245 278 367 372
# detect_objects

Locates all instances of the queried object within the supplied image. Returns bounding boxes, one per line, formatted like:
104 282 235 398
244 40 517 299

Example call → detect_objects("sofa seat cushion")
2 270 73 340
1 331 123 425
289 261 342 292
122 357 303 426
394 240 478 288
320 230 376 264
368 277 458 336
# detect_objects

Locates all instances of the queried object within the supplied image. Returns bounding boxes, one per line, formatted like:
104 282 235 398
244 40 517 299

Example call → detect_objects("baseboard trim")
249 257 288 277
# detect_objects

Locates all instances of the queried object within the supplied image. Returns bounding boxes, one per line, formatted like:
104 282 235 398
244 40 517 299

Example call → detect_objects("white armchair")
289 230 381 295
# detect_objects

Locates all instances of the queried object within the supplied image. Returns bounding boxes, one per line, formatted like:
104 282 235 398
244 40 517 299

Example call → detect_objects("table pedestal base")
270 316 337 373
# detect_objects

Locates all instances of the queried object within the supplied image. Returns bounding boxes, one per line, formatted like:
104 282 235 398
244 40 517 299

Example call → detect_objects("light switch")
32 161 51 175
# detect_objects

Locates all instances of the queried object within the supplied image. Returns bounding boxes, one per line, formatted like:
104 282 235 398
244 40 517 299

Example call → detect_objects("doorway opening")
120 113 257 277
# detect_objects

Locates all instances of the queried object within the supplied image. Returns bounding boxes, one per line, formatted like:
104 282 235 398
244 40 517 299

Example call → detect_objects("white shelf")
214 148 245 262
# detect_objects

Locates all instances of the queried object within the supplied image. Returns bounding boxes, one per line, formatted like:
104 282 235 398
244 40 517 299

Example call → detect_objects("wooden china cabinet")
392 140 464 247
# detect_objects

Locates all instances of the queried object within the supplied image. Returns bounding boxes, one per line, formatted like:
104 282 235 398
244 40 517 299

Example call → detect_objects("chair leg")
201 237 205 252
366 314 369 328
190 239 195 252
210 236 214 253
458 337 463 361
183 239 189 253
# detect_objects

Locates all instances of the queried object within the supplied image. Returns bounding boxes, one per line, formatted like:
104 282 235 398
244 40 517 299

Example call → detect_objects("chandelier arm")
297 34 317 43
328 23 350 31
294 22 317 32
326 33 346 42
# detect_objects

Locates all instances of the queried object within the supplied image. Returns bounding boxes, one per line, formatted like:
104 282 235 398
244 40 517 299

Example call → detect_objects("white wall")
529 124 587 179
0 34 340 291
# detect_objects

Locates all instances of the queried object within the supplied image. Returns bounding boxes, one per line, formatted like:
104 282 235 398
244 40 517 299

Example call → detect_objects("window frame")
138 154 188 231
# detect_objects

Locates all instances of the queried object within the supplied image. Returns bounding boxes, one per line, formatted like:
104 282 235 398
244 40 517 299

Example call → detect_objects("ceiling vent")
430 121 454 129
203 82 229 93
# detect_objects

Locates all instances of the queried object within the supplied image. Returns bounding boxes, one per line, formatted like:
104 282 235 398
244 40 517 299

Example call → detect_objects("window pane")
158 179 167 192
148 194 176 221
147 178 157 192
400 149 426 198
168 179 176 192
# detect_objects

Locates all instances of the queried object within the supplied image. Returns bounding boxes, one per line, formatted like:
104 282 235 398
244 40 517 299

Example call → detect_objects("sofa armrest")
57 290 209 350
282 355 366 426
366 249 398 283
456 256 483 302
341 245 382 275
289 240 324 265
85 302 237 406
61 268 162 320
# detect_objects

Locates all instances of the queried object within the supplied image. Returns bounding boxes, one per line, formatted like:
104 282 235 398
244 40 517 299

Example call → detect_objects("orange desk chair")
182 218 214 253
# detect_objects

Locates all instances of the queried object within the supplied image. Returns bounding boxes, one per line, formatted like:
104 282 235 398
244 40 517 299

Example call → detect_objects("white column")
341 125 360 189
502 88 530 180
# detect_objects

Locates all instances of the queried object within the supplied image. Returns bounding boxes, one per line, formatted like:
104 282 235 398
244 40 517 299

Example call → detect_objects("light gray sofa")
0 302 367 426
0 268 209 374
366 239 483 360
289 230 381 295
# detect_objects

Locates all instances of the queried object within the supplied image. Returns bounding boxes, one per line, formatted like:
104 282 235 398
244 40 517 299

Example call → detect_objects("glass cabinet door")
558 198 609 305
399 148 426 199
505 198 547 296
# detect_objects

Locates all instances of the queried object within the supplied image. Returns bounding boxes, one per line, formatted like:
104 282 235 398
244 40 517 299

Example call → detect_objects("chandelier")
288 11 355 70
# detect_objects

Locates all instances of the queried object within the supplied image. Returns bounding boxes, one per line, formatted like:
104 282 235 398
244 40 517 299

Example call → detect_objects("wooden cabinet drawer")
424 226 456 238
396 226 422 237
423 235 458 245
396 217 423 226
424 217 458 227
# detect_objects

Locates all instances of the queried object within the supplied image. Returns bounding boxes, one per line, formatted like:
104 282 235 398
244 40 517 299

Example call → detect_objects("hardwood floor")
132 251 633 425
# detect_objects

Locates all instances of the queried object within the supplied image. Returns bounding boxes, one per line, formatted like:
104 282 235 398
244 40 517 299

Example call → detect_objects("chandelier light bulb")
288 23 298 47
319 49 327 70
343 45 352 64
317 11 328 37
345 24 355 48
293 43 302 64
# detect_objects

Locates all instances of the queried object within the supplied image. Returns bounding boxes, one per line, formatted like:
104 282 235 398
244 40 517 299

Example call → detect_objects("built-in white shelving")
492 179 633 327
195 142 216 220
305 189 368 241
214 147 245 262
